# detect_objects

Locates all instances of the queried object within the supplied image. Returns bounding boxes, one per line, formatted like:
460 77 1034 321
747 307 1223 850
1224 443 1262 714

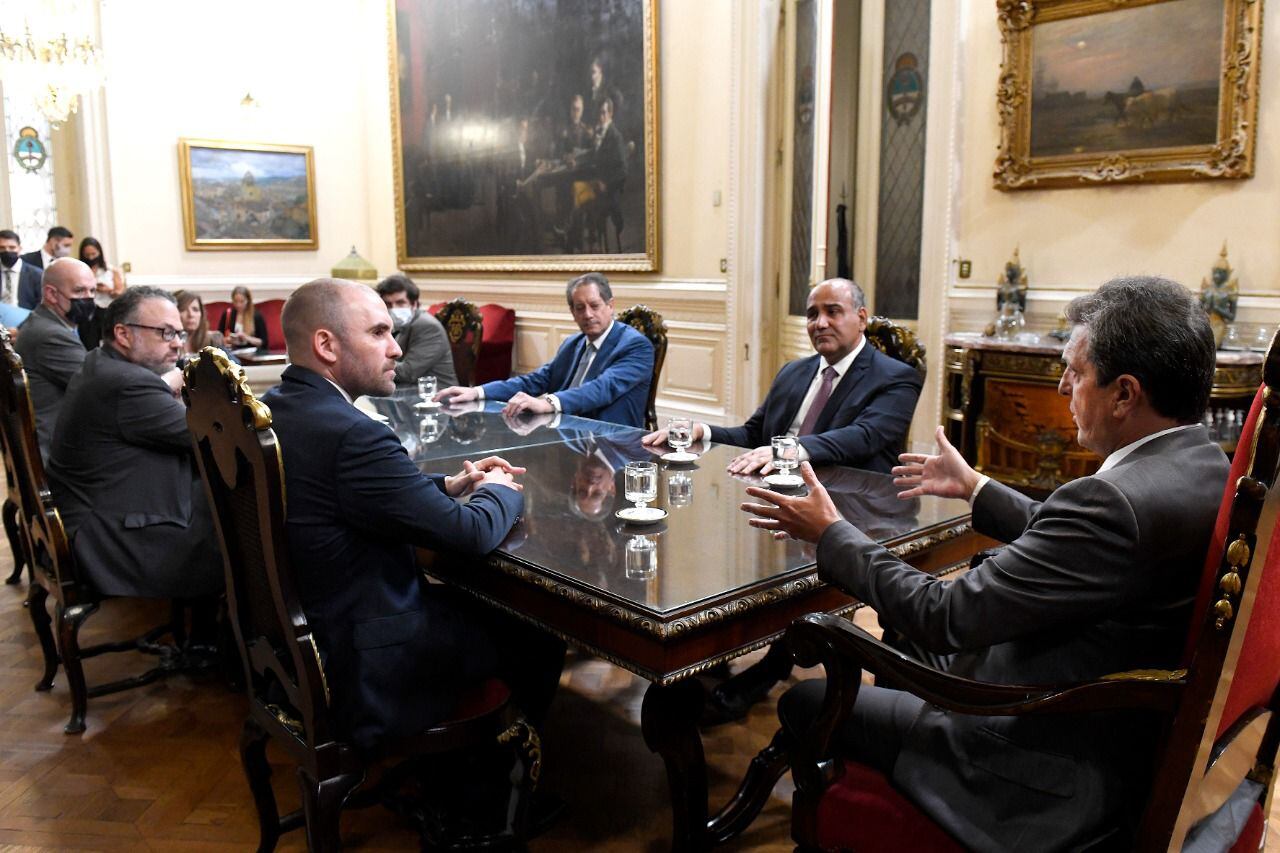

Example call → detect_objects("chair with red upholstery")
204 300 231 333
256 298 286 354
183 349 539 851
778 340 1280 851
474 303 516 384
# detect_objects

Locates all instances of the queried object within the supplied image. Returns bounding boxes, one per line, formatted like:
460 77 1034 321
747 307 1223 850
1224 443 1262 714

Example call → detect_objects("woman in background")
217 285 269 352
77 237 126 350
175 290 231 360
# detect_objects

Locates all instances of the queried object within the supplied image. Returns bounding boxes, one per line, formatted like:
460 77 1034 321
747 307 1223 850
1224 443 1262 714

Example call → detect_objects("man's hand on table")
444 456 526 496
741 462 842 542
500 391 555 418
727 446 775 476
641 423 706 448
892 425 980 501
435 385 478 405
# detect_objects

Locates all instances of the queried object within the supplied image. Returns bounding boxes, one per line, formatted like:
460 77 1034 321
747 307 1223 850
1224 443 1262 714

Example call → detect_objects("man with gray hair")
644 277 923 475
15 257 97 458
744 276 1228 850
47 285 223 599
436 271 653 427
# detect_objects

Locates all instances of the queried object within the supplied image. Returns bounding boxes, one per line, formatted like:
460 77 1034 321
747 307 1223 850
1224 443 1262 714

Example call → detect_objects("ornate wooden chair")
864 316 926 381
778 344 1280 851
182 348 540 851
433 298 485 386
0 329 182 734
617 304 668 431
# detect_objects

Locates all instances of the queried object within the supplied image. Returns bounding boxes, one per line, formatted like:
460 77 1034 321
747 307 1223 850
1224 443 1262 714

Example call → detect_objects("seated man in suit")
436 272 654 428
15 258 98 458
47 286 223 600
262 278 564 756
643 278 922 476
744 276 1228 851
0 229 45 312
375 273 458 389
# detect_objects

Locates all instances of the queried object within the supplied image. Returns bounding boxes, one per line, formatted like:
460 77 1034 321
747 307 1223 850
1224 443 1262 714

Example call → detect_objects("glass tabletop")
379 400 968 616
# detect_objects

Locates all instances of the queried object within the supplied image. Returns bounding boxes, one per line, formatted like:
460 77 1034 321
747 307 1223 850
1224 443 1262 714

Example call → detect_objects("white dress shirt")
1 259 23 306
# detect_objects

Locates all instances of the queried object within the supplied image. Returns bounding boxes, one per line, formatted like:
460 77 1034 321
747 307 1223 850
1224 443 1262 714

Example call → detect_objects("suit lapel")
811 344 874 434
583 323 623 382
556 332 588 389
776 355 821 434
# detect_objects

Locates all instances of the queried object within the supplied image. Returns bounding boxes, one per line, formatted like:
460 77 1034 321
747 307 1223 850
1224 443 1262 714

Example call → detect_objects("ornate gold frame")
386 0 660 272
994 0 1264 190
178 139 319 251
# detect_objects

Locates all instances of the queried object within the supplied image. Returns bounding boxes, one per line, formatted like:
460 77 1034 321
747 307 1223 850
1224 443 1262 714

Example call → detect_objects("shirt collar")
41 249 54 268
1097 424 1198 473
4 258 21 275
820 335 866 379
323 376 354 405
586 319 615 348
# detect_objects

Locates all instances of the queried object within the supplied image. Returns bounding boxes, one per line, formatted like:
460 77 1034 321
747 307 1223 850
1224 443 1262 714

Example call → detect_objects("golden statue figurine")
1200 242 1238 349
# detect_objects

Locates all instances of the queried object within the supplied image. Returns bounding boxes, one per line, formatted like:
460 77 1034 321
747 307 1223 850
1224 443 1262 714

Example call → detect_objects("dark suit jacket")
262 366 524 750
392 308 457 388
217 307 270 352
481 321 653 427
13 262 42 310
583 123 627 193
18 249 43 270
816 426 1229 851
46 345 223 598
711 344 923 474
15 304 87 459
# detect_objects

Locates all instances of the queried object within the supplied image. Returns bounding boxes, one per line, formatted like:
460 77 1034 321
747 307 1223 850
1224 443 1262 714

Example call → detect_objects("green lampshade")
331 246 378 281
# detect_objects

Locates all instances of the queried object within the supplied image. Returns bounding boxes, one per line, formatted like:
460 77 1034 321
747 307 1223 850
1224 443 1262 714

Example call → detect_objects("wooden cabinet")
942 333 1262 494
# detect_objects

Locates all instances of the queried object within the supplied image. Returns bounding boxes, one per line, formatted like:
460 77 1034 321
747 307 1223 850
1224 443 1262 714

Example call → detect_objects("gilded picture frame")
178 139 318 251
994 0 1263 190
388 0 660 272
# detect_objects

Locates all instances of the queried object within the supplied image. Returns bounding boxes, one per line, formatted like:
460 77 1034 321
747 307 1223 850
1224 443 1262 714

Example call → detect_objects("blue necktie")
567 341 594 389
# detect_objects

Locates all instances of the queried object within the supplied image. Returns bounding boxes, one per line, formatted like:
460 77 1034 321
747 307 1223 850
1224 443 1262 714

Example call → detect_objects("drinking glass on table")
771 435 800 477
625 534 658 580
667 416 693 454
624 461 658 511
416 375 438 407
667 471 693 508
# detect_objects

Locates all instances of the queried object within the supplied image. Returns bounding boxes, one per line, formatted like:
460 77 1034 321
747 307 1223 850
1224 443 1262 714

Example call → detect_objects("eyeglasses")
126 323 188 343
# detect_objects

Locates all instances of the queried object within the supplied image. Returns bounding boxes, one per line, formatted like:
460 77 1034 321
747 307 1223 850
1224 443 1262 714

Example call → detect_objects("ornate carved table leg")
641 679 710 852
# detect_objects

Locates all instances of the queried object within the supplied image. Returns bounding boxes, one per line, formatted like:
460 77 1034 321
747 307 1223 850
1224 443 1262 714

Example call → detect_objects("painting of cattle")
994 0 1261 189
1029 0 1221 157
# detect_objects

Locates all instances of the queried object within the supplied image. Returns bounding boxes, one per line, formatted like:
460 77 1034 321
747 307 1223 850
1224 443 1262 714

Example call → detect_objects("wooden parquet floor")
0 532 1274 851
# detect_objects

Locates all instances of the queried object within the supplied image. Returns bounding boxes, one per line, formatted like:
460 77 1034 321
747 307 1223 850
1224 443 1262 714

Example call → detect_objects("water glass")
771 435 800 475
667 471 693 508
625 535 658 580
667 416 693 453
418 414 443 444
624 461 658 509
417 375 437 404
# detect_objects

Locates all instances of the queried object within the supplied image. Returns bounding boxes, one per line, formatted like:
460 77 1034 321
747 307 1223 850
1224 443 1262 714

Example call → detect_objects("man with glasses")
15 258 98 459
47 286 222 601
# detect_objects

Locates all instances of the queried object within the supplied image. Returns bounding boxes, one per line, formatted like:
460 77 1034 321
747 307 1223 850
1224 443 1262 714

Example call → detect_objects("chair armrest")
787 611 1186 718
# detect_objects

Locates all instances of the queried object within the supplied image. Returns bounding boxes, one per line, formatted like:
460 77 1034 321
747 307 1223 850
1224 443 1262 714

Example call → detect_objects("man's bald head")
281 278 367 358
41 258 97 319
43 257 95 292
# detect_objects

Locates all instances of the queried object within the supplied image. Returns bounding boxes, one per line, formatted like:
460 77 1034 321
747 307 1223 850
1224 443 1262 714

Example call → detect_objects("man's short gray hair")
103 286 176 331
566 272 612 305
817 278 866 310
281 278 365 355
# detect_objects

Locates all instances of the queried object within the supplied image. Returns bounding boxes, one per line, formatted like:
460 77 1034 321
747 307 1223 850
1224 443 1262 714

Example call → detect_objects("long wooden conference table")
366 394 988 851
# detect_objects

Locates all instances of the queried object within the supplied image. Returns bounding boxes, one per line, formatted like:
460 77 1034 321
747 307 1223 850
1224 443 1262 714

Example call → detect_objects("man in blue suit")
436 272 654 427
644 278 922 476
0 229 44 311
262 278 564 752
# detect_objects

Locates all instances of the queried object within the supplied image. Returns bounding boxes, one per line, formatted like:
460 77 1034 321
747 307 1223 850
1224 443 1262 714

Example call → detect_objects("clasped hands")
443 456 525 496
740 426 979 543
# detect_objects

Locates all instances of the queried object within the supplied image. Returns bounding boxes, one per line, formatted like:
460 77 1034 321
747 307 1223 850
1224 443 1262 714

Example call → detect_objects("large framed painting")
994 0 1263 190
389 0 659 271
178 139 318 250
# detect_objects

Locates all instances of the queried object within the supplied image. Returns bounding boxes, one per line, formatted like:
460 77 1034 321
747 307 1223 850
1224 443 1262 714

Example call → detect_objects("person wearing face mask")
20 225 74 271
0 228 44 313
375 273 457 390
14 258 98 459
47 286 223 601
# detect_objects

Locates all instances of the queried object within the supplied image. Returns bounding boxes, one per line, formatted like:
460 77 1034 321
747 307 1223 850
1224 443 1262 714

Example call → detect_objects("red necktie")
798 366 838 436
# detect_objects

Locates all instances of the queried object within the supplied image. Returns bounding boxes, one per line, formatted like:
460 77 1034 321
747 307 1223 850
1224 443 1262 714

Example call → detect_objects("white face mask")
52 245 72 259
389 306 414 327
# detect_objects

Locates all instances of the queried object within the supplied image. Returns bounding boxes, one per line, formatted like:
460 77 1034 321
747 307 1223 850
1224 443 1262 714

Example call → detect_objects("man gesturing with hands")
741 277 1229 852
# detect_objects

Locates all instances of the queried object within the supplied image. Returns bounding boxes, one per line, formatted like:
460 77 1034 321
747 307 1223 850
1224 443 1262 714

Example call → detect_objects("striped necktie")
568 341 595 388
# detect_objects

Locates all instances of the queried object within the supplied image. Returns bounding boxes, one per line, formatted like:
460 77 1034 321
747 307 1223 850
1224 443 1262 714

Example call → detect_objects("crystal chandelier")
0 1 105 126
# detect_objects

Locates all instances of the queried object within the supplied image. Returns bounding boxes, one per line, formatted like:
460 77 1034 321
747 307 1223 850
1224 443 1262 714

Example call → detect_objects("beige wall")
946 1 1280 335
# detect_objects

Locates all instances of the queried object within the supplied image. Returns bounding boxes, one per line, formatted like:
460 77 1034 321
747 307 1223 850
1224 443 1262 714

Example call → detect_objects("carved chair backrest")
0 329 79 605
434 298 484 386
864 316 927 381
1138 339 1280 850
183 348 334 750
617 304 668 431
